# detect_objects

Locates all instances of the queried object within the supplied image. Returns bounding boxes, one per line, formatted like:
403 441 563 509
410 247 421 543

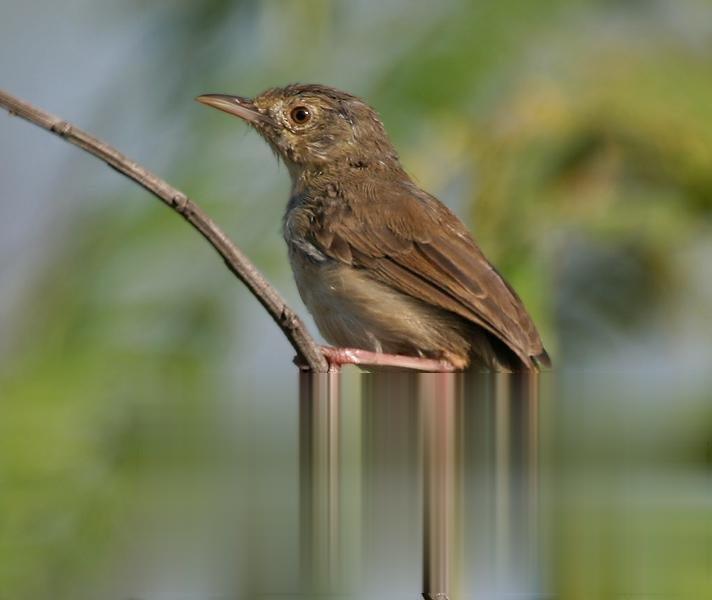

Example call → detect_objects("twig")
0 88 329 372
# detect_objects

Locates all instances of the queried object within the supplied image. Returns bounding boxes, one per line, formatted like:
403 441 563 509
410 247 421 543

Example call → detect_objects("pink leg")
315 346 457 373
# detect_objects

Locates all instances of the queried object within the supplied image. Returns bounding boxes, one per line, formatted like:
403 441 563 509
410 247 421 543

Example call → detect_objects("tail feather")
532 349 552 369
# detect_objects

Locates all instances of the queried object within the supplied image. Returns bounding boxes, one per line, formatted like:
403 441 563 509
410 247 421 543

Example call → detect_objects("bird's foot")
304 346 457 372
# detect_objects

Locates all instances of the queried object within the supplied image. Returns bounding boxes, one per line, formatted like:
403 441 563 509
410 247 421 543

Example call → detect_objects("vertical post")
493 372 541 594
460 372 542 598
421 373 458 600
361 373 421 594
299 371 342 593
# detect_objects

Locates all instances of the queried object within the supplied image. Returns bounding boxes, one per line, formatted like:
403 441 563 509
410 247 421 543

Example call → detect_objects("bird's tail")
532 349 552 370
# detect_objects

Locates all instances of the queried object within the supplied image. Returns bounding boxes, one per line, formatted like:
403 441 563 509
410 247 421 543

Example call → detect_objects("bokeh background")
1 0 711 598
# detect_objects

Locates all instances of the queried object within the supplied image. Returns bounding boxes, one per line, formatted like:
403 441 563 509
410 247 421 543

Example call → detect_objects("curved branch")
0 88 329 372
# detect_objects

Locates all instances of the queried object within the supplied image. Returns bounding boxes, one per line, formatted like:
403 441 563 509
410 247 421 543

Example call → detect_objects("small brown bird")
197 84 550 370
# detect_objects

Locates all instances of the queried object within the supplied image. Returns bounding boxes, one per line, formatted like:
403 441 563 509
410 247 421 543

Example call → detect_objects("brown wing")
309 177 547 367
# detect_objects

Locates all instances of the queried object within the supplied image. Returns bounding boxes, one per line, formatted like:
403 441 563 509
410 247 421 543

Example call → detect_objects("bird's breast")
286 251 396 351
286 241 472 363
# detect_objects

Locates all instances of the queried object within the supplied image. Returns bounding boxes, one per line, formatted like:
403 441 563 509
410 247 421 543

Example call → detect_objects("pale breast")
288 246 472 363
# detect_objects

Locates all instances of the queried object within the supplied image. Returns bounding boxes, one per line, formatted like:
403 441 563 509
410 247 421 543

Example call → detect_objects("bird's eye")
290 106 311 124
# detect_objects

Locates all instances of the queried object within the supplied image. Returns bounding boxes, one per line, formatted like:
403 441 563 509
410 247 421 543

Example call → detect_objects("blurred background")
1 0 711 598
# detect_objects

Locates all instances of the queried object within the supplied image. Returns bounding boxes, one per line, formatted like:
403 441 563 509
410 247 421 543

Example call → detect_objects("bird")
197 84 550 371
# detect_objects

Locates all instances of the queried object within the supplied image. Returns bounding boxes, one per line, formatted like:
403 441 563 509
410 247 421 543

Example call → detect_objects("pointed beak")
196 93 271 125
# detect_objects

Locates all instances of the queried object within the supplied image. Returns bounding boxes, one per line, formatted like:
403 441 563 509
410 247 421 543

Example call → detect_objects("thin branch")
0 88 329 372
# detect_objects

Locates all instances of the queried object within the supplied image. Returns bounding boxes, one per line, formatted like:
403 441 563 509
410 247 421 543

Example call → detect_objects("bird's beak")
195 93 270 125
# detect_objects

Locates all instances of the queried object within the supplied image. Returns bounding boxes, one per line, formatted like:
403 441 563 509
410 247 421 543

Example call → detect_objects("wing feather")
307 178 546 365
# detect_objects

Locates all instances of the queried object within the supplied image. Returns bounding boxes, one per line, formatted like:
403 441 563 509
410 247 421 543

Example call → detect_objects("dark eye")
290 106 311 124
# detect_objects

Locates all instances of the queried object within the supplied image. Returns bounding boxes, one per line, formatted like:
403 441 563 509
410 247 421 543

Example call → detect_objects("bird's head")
197 84 399 179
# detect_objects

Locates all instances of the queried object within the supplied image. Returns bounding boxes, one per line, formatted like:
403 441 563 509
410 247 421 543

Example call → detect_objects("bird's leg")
293 347 457 372
310 346 456 372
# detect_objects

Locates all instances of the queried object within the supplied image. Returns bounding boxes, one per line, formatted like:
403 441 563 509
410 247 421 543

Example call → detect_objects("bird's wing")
309 178 547 366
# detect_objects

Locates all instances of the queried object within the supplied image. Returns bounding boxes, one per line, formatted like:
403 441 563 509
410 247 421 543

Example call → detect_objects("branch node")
171 192 189 212
50 120 72 137
280 307 298 331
